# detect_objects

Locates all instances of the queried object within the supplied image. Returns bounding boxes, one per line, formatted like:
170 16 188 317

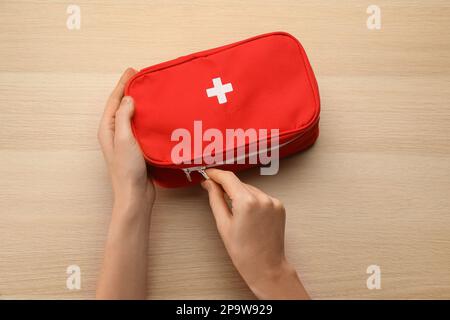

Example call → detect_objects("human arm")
96 68 155 299
201 169 309 300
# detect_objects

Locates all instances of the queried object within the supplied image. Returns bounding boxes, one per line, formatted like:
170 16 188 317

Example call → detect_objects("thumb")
201 179 232 233
115 96 135 140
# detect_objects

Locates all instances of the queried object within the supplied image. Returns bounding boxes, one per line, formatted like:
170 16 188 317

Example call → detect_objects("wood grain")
0 0 449 299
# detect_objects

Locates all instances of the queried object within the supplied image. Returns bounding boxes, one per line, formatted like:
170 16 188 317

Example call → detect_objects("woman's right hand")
201 169 309 300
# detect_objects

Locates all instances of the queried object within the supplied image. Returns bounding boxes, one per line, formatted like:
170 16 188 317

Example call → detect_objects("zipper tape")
181 131 306 182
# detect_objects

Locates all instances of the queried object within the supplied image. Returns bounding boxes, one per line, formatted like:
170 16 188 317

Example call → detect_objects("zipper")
183 167 210 182
181 129 312 182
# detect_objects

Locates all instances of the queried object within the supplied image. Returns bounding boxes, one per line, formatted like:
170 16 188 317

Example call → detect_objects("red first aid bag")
125 32 320 188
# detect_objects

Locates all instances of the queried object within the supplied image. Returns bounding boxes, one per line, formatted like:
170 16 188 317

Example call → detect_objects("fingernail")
122 96 133 105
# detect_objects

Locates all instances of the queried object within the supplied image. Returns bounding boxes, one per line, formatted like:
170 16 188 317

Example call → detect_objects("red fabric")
125 32 320 188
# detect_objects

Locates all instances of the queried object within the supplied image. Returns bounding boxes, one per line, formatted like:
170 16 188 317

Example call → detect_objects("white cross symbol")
206 77 233 104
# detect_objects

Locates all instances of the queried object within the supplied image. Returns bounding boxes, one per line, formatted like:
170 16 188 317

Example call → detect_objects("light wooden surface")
1 0 449 299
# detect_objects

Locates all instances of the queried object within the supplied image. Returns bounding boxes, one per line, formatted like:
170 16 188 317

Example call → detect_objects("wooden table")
1 0 449 299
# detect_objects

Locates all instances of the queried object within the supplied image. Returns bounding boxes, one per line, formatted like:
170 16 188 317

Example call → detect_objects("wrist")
112 194 153 225
248 260 309 300
114 182 154 208
114 194 152 211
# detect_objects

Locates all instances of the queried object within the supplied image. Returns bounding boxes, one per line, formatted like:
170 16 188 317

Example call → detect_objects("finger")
244 183 279 202
243 183 284 210
104 68 137 120
201 179 232 232
98 127 114 166
205 169 249 200
114 96 135 143
98 68 137 163
243 183 267 197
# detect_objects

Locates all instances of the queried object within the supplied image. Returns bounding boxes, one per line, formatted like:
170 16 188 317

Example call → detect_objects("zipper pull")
182 168 193 182
197 169 209 180
182 167 209 182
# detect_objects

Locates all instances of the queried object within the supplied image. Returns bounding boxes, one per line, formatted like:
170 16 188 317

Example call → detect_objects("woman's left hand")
97 68 155 215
